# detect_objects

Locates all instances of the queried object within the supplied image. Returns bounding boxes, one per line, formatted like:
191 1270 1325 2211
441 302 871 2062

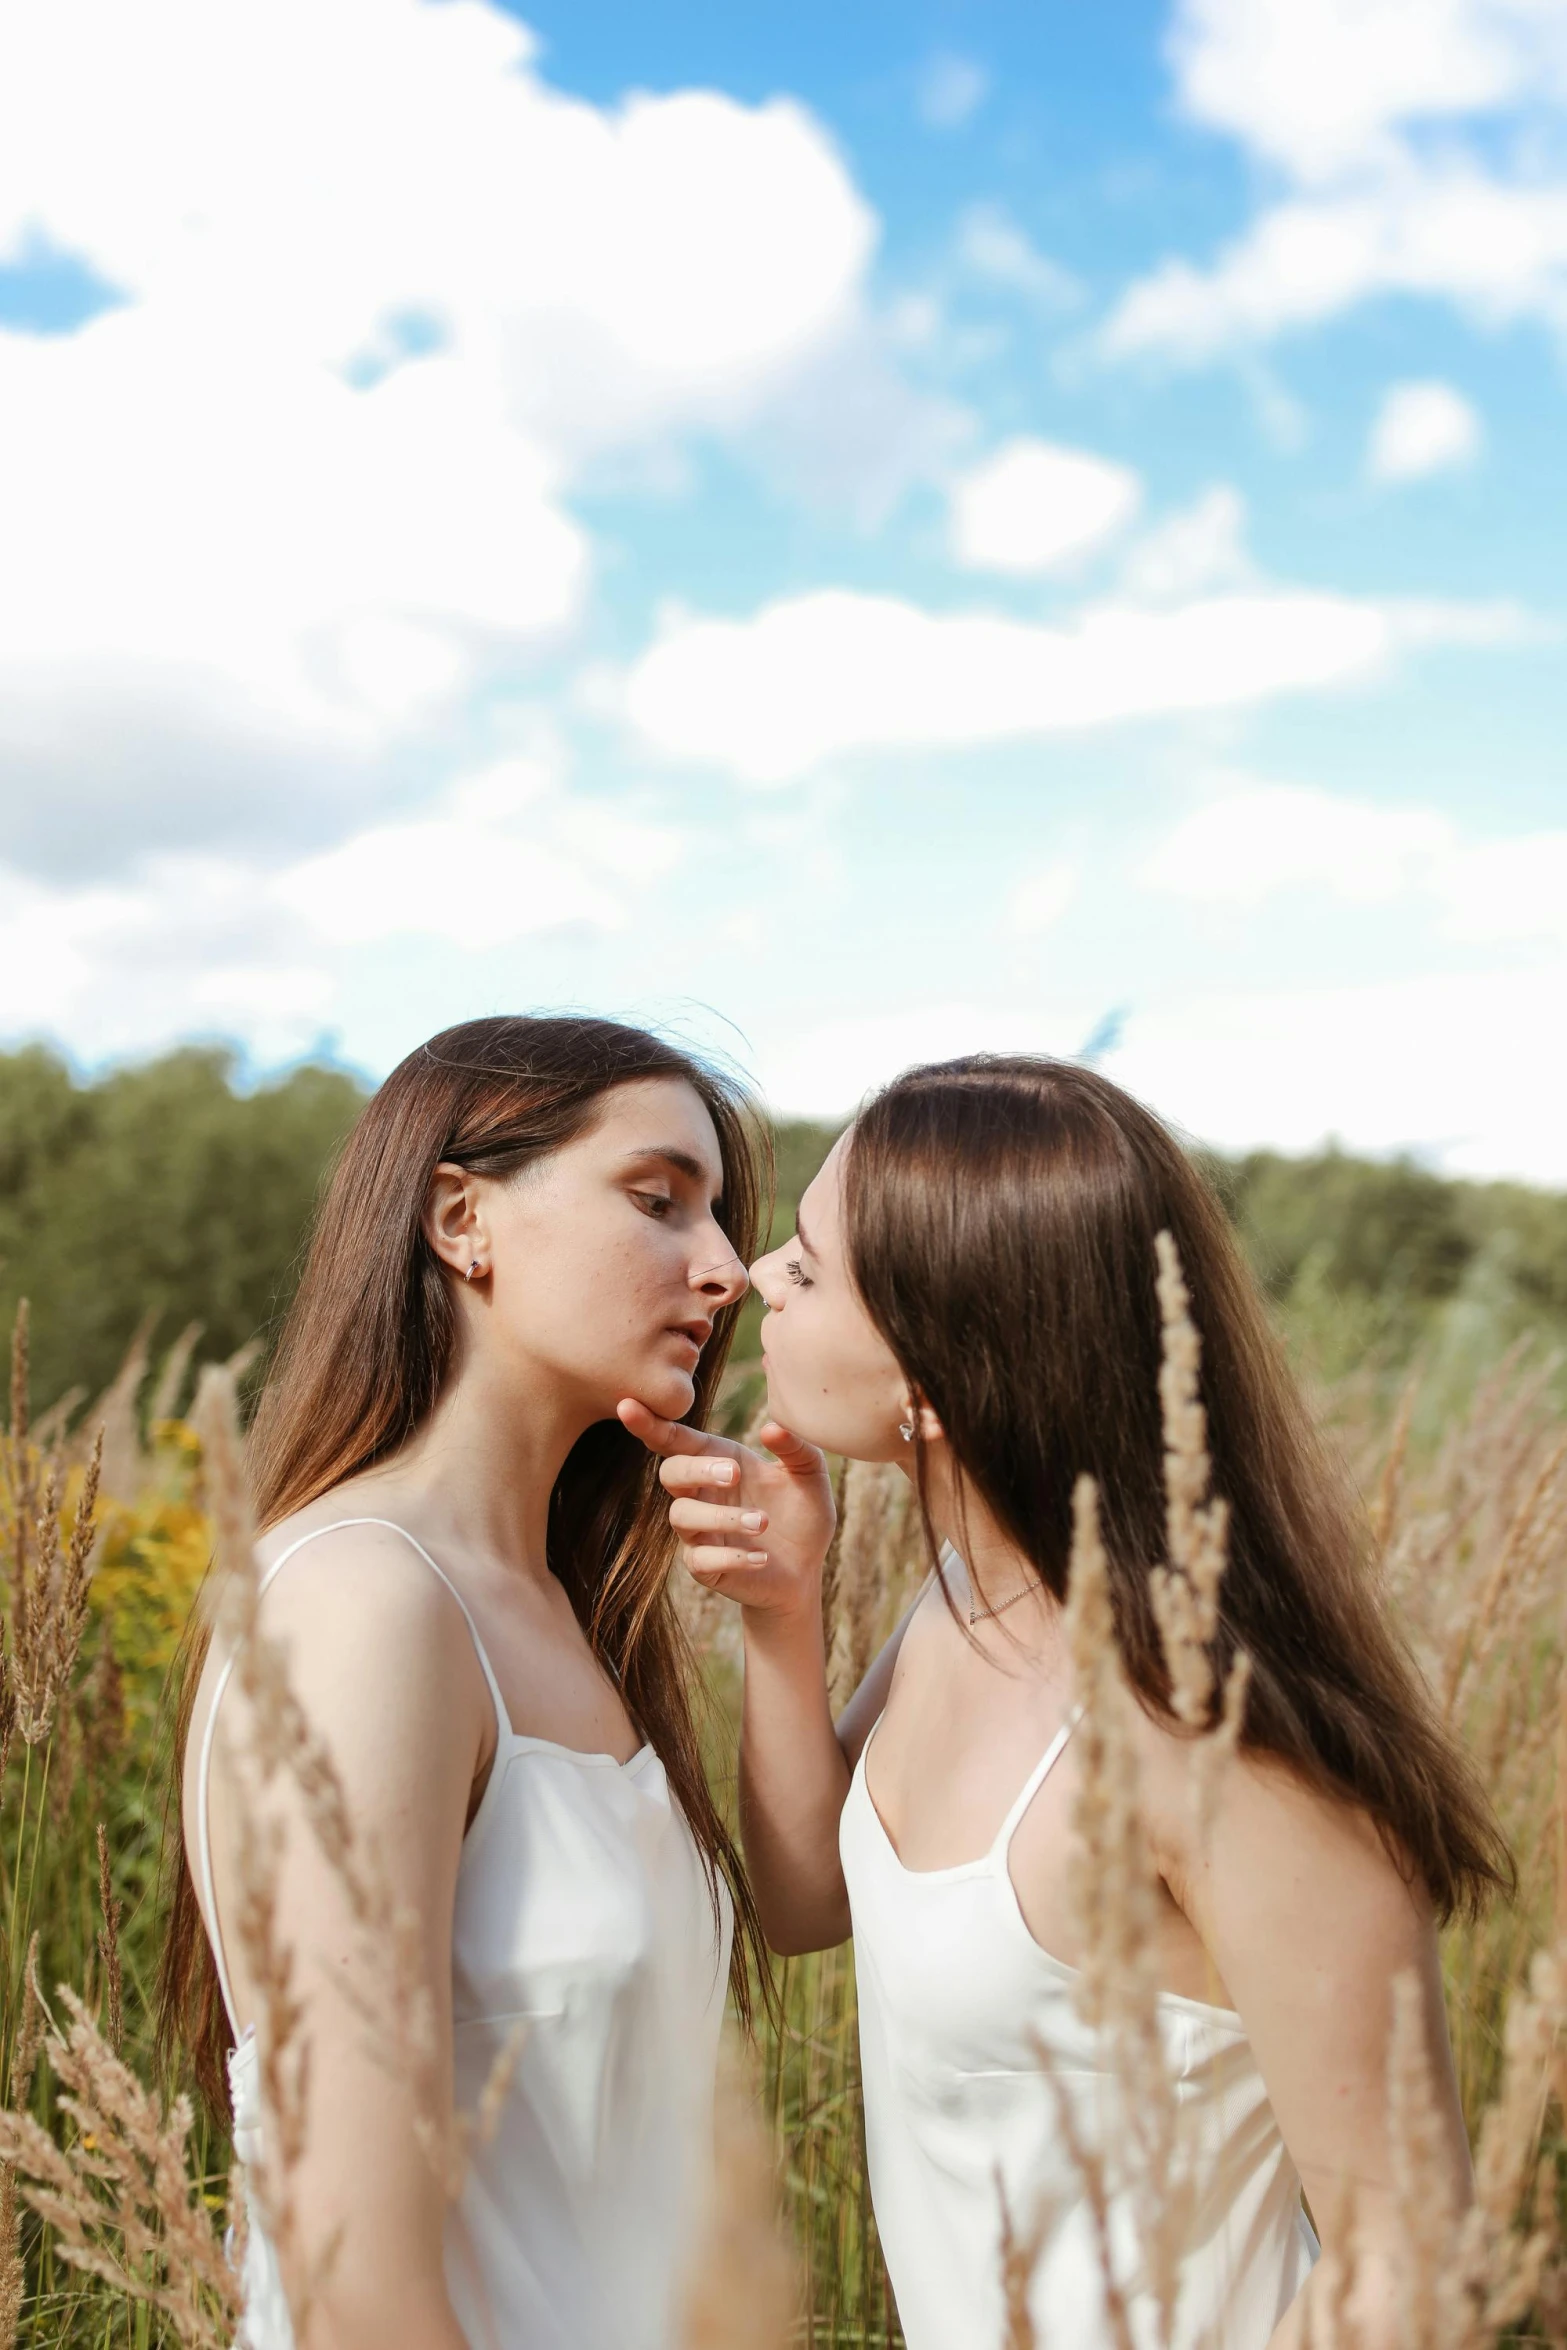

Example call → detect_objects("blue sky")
1 0 1564 1177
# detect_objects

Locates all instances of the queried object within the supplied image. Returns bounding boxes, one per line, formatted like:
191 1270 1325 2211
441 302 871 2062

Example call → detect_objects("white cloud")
759 1001 1077 1118
1142 782 1455 901
917 53 990 130
955 205 1083 308
1367 379 1484 481
751 961 1567 1184
950 439 1143 575
1103 0 1567 362
1143 779 1567 945
0 0 877 871
1007 864 1079 935
1167 0 1566 183
623 583 1520 785
1104 162 1567 361
1119 485 1253 600
1106 961 1567 1184
277 756 682 949
0 754 684 1062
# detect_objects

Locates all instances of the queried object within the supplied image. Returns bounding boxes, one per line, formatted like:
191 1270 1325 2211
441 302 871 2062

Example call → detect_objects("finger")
754 1420 826 1474
659 1452 744 1494
618 1397 733 1460
669 1499 768 1538
685 1544 770 1580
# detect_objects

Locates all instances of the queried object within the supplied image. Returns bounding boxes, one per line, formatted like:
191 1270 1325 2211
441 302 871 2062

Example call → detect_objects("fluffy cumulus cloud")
0 0 875 872
1143 778 1567 944
623 579 1520 785
1118 485 1254 600
747 958 1567 1185
949 439 1142 575
0 749 683 1063
1103 0 1567 361
1107 961 1567 1184
1366 380 1484 481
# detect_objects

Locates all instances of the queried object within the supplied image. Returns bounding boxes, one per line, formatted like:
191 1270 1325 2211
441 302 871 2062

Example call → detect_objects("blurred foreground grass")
2 1268 1566 2340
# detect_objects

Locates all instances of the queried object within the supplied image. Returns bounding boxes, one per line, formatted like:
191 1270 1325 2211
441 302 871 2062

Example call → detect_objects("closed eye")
785 1256 813 1288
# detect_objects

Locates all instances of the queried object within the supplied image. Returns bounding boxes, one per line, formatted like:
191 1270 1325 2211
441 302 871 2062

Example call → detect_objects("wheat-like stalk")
1062 1471 1184 2339
11 1427 103 1747
0 1988 238 2348
1151 1230 1233 1732
95 1821 124 2053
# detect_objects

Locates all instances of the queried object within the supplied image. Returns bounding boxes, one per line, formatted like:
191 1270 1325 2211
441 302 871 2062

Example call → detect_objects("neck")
361 1343 596 1584
904 1448 1061 1628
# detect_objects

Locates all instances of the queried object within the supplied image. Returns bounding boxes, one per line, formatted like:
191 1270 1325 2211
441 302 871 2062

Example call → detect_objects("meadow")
0 1121 1565 2343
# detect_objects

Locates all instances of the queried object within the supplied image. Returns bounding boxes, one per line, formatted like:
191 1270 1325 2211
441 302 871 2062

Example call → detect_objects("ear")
916 1399 946 1444
424 1161 484 1278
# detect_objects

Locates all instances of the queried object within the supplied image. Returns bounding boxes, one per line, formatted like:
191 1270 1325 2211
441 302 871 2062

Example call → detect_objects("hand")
616 1399 836 1625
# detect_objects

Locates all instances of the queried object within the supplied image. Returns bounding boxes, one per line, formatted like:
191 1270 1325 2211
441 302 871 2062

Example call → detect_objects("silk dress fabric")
839 1687 1317 2349
196 1518 733 2350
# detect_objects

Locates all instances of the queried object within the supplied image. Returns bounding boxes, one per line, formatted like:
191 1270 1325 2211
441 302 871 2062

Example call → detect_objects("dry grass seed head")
95 1821 124 2054
0 1989 238 2350
1062 1472 1183 2338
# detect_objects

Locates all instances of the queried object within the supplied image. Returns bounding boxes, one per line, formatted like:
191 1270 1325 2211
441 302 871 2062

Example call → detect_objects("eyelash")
633 1192 673 1220
785 1256 813 1289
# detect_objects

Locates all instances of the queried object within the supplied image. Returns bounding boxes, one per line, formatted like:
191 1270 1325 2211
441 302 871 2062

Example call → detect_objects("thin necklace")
968 1580 1039 1626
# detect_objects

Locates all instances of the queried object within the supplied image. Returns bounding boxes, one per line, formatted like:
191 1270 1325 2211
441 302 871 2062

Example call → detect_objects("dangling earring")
465 1259 483 1282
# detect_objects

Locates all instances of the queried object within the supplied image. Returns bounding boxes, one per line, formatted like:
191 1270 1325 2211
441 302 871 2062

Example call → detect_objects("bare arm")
620 1404 921 1954
1161 1748 1472 2349
738 1572 928 1953
200 1530 489 2350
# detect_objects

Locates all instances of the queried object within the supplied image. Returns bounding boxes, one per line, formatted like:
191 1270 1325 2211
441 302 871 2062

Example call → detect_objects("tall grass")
0 1292 1565 2344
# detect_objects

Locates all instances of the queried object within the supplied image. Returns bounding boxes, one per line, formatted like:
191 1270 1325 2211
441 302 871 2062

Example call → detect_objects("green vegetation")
0 1047 365 1415
3 1047 1565 1424
0 1037 1565 2342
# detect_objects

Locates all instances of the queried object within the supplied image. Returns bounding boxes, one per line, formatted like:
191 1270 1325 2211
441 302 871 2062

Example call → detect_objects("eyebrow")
619 1145 723 1205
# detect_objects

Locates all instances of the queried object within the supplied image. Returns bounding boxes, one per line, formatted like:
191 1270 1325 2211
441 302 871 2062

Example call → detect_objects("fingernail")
746 1550 768 1565
714 1462 737 1484
740 1511 765 1531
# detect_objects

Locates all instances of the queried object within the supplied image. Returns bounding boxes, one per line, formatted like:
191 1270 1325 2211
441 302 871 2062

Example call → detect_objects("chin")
641 1366 699 1421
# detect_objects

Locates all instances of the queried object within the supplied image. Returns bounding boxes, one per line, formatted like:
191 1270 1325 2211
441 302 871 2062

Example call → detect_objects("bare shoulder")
235 1514 491 1748
1128 1703 1418 1926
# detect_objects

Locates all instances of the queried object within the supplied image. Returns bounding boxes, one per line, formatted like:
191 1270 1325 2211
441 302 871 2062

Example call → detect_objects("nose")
748 1246 786 1310
692 1232 749 1310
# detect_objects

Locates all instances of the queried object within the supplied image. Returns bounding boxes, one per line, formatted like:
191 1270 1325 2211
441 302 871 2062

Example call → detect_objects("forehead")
799 1130 850 1227
586 1075 723 1177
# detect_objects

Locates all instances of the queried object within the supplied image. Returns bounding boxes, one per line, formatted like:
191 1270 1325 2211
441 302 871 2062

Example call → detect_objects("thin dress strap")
988 1707 1083 1865
194 1516 512 2040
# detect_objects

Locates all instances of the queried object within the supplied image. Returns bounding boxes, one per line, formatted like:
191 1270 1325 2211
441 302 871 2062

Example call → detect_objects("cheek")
766 1303 898 1457
499 1210 670 1356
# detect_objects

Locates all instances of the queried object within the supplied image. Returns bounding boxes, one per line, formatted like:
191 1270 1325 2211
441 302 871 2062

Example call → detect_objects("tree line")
2 1044 1563 1418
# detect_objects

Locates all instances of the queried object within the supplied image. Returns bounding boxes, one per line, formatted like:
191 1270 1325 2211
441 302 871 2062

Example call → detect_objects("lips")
668 1320 712 1354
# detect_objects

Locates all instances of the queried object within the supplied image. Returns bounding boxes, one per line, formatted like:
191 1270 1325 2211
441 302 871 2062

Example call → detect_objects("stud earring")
465 1259 483 1282
898 1413 916 1443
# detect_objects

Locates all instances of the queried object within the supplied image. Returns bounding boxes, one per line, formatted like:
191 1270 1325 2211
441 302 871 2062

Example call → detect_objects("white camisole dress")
195 1518 733 2350
839 1709 1317 2350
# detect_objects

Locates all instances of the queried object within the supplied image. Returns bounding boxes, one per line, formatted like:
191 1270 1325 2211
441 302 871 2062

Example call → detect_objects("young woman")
160 1014 767 2350
624 1055 1507 2350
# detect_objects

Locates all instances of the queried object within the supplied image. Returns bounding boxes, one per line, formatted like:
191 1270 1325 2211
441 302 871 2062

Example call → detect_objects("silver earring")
898 1413 915 1443
465 1259 482 1282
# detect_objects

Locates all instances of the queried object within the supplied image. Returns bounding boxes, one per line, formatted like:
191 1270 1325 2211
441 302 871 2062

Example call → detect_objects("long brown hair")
842 1054 1510 1922
160 1014 772 2111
